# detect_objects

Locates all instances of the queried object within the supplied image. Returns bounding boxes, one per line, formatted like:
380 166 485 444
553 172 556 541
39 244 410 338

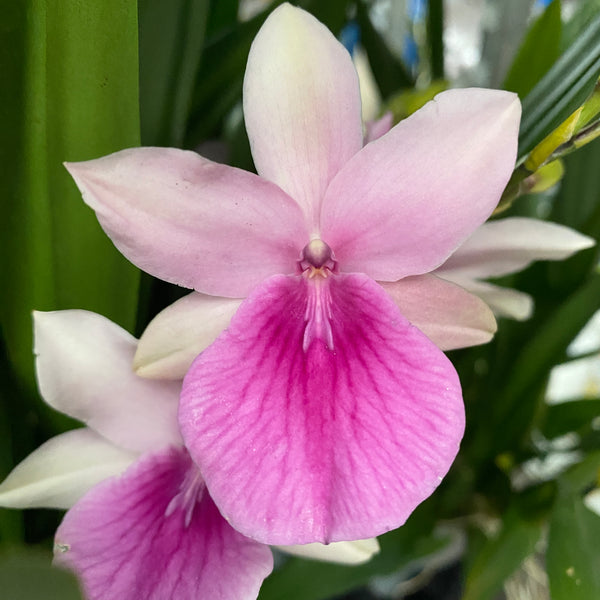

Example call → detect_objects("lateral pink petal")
134 293 242 380
54 447 273 600
243 4 363 230
321 89 521 280
34 310 182 453
436 217 595 279
180 273 464 545
65 147 308 297
379 275 497 350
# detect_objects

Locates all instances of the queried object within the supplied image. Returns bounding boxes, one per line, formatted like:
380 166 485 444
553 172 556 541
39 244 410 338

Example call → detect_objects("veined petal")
321 89 521 280
243 4 363 230
448 278 534 321
135 293 242 380
65 147 308 297
380 275 497 350
436 217 596 279
35 310 181 453
0 429 135 510
180 273 464 545
277 537 380 565
54 447 273 600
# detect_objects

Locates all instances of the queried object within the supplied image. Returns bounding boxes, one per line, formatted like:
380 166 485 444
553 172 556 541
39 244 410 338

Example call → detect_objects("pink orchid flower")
0 311 272 599
64 4 520 545
131 219 594 379
0 311 380 600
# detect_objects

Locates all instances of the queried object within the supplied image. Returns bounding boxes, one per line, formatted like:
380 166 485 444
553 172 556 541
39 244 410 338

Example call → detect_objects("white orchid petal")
277 537 380 565
584 489 600 516
34 310 182 453
447 278 534 321
134 293 242 380
0 429 136 510
438 217 595 280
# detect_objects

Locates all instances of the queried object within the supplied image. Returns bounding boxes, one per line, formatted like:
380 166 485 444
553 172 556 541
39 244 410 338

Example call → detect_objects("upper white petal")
34 310 182 453
243 3 363 231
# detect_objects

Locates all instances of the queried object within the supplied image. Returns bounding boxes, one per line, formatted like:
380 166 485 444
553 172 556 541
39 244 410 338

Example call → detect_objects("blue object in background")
340 21 360 56
408 0 427 23
403 34 420 70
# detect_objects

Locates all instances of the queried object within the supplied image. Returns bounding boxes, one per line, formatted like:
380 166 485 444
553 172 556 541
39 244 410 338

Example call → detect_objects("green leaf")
518 12 600 159
547 456 600 600
0 550 83 599
139 0 209 146
0 0 141 391
491 273 600 449
463 508 543 600
542 400 600 439
503 0 562 97
427 0 444 80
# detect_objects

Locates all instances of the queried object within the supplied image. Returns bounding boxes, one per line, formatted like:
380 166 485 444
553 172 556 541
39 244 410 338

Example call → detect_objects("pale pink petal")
277 537 380 565
379 275 497 350
321 89 521 280
365 112 393 144
35 310 182 453
243 4 362 231
436 217 595 279
0 429 135 510
65 147 308 297
180 273 464 545
135 293 242 380
448 278 534 321
54 447 273 600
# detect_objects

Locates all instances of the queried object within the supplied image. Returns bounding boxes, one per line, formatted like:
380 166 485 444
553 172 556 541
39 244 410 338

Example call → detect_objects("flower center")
298 239 336 352
164 465 205 528
299 239 336 273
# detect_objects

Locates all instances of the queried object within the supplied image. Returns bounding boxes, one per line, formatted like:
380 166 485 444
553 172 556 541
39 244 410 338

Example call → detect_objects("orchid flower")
0 311 272 599
0 311 378 600
64 4 520 544
131 217 594 381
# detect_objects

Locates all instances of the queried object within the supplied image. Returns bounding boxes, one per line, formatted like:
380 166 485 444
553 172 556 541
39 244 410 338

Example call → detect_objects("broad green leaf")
547 455 600 600
463 508 543 600
543 399 600 439
504 0 562 98
518 12 600 159
0 0 141 391
0 551 82 600
562 0 600 49
139 0 209 146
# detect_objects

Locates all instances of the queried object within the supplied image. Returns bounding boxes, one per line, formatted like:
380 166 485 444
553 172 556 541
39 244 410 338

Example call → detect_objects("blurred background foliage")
1 0 599 598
